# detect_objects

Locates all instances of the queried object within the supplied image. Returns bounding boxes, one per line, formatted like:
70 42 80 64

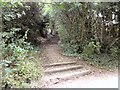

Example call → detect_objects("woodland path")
31 36 118 88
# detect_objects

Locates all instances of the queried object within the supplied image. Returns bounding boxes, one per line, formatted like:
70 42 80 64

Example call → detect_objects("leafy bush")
82 41 101 58
2 1 47 45
1 40 41 88
60 43 80 56
80 53 118 70
80 42 119 70
110 46 119 58
1 2 42 88
1 25 41 89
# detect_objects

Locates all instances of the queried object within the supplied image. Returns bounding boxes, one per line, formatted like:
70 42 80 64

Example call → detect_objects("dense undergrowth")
0 1 45 89
60 41 119 70
1 38 41 88
79 41 119 70
0 31 41 88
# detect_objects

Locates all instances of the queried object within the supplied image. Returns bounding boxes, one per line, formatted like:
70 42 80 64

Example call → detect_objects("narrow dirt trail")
31 36 118 88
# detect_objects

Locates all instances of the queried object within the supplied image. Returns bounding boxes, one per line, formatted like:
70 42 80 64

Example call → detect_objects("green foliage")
110 46 119 58
1 2 43 88
79 41 119 70
1 40 41 88
44 2 119 69
82 41 101 58
2 2 46 45
60 43 78 55
82 42 96 56
80 53 118 70
45 2 119 53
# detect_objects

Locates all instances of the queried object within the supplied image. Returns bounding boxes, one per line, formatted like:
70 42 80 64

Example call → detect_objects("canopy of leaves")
43 2 119 54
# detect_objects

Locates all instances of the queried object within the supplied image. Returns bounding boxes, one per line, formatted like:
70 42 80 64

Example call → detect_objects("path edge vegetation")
0 1 119 89
43 2 119 70
0 1 44 88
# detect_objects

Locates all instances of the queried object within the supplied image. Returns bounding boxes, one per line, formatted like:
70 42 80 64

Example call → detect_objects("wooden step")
43 61 77 67
44 65 83 74
44 64 79 71
43 70 91 84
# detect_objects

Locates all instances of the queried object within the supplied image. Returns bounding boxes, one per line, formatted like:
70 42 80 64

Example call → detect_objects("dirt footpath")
47 70 118 88
32 36 118 88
